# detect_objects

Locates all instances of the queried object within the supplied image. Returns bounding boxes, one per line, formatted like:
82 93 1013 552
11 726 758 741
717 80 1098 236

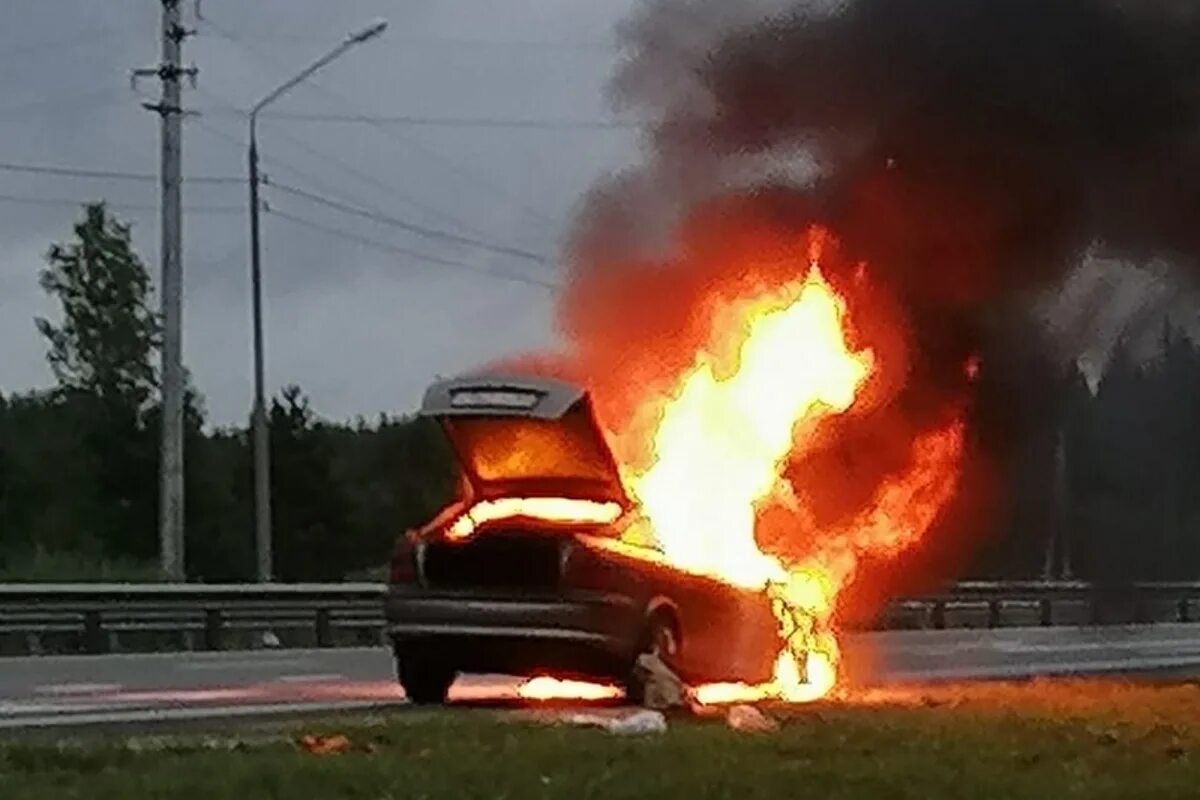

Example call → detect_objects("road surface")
5 624 1200 730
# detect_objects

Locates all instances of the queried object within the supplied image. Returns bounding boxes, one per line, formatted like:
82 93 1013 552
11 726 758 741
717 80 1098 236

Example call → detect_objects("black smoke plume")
549 0 1200 593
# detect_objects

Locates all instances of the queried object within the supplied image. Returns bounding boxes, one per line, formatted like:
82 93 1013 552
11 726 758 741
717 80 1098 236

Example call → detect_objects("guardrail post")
987 600 1001 629
83 610 107 654
1133 589 1149 625
316 608 332 648
204 609 223 651
1039 598 1053 627
930 601 946 630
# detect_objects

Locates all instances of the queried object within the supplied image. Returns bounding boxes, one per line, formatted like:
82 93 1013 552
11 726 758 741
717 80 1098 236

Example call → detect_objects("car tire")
625 611 681 706
396 653 456 705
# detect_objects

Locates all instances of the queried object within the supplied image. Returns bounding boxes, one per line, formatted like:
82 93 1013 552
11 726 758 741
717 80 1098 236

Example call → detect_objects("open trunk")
416 374 630 541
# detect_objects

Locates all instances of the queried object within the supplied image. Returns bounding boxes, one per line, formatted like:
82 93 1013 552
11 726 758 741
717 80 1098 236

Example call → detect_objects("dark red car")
384 374 778 703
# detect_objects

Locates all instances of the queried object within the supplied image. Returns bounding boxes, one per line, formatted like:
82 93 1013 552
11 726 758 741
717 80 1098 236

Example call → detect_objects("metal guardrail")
0 583 384 656
3 581 1200 657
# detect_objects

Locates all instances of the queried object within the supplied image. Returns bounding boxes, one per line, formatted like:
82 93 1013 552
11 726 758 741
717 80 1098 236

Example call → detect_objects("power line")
0 27 126 61
267 208 559 290
0 192 241 214
0 89 129 121
199 25 613 50
200 19 568 232
192 88 494 240
0 161 241 184
295 86 569 232
269 181 552 264
203 108 636 131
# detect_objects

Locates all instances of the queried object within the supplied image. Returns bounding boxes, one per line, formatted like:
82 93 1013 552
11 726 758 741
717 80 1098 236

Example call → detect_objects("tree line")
0 203 453 581
1 203 1198 583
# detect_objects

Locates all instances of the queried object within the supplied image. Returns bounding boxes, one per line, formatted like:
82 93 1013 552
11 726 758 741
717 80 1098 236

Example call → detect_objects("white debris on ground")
565 709 668 735
634 652 687 710
260 630 281 648
726 704 779 733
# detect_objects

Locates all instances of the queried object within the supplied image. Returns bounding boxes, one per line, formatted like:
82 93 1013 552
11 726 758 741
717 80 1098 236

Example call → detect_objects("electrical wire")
266 208 560 290
200 28 614 50
0 161 241 184
204 108 635 131
192 88 495 240
199 19 568 232
268 181 552 264
0 193 241 214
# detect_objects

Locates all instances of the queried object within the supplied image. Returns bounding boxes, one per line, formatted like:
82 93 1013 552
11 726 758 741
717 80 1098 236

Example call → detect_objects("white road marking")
0 646 385 665
990 639 1200 655
33 683 123 696
276 674 345 683
0 700 121 715
0 702 74 715
175 658 318 672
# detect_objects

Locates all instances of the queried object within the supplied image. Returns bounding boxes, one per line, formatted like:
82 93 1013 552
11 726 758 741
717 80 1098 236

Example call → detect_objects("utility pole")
248 122 271 583
135 0 197 582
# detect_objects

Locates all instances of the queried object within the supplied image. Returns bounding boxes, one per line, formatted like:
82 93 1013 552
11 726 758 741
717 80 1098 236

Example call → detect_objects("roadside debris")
726 704 779 733
298 734 353 755
565 709 668 735
634 652 687 710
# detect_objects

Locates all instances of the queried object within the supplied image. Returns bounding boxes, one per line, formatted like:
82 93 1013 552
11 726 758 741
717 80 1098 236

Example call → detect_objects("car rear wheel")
625 611 681 706
396 652 457 705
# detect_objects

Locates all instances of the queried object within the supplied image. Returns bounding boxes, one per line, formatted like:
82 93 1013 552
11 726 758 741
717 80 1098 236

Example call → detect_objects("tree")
36 202 160 409
326 413 455 576
32 202 162 563
270 385 356 581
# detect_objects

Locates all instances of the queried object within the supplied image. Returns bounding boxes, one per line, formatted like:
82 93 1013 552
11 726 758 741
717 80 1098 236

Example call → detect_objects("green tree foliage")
35 203 160 409
0 204 164 566
268 386 350 581
325 413 455 577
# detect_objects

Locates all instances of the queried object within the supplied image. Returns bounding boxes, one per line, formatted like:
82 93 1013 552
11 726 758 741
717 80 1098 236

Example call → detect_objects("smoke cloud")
495 0 1200 599
571 0 1200 365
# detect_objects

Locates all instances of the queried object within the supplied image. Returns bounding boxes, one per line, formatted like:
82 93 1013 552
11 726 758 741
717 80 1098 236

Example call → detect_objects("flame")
615 234 965 704
446 497 624 541
517 676 624 701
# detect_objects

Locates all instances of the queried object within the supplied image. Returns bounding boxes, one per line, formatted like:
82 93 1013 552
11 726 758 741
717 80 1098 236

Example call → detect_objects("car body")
384 374 779 703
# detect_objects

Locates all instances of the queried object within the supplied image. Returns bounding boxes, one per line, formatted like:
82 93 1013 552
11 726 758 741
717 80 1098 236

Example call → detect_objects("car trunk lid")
420 374 630 523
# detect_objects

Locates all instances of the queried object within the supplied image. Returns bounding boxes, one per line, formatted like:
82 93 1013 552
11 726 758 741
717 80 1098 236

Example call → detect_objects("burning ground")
485 0 1200 702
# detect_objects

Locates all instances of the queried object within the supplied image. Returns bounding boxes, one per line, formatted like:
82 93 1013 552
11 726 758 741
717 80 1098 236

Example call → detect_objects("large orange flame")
612 232 965 704
507 225 966 705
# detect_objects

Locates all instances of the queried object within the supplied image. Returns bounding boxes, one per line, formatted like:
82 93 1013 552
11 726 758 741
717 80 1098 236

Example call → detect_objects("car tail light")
389 534 418 584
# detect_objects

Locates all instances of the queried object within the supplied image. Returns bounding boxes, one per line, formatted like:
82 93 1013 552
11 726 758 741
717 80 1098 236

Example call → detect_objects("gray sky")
0 0 639 424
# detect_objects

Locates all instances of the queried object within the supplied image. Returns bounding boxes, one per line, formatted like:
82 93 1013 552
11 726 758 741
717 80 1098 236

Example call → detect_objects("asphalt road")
5 624 1200 730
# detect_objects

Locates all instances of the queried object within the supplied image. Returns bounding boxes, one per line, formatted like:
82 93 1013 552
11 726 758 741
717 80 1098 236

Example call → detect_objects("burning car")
384 374 779 704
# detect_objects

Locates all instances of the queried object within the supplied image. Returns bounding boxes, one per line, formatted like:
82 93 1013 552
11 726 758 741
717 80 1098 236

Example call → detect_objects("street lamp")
247 18 388 582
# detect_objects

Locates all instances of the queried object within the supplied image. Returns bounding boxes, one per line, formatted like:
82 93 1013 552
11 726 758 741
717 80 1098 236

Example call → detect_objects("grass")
4 680 1200 799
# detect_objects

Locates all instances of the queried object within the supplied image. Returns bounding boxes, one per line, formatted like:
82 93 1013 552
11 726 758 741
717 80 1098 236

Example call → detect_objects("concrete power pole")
135 0 196 582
